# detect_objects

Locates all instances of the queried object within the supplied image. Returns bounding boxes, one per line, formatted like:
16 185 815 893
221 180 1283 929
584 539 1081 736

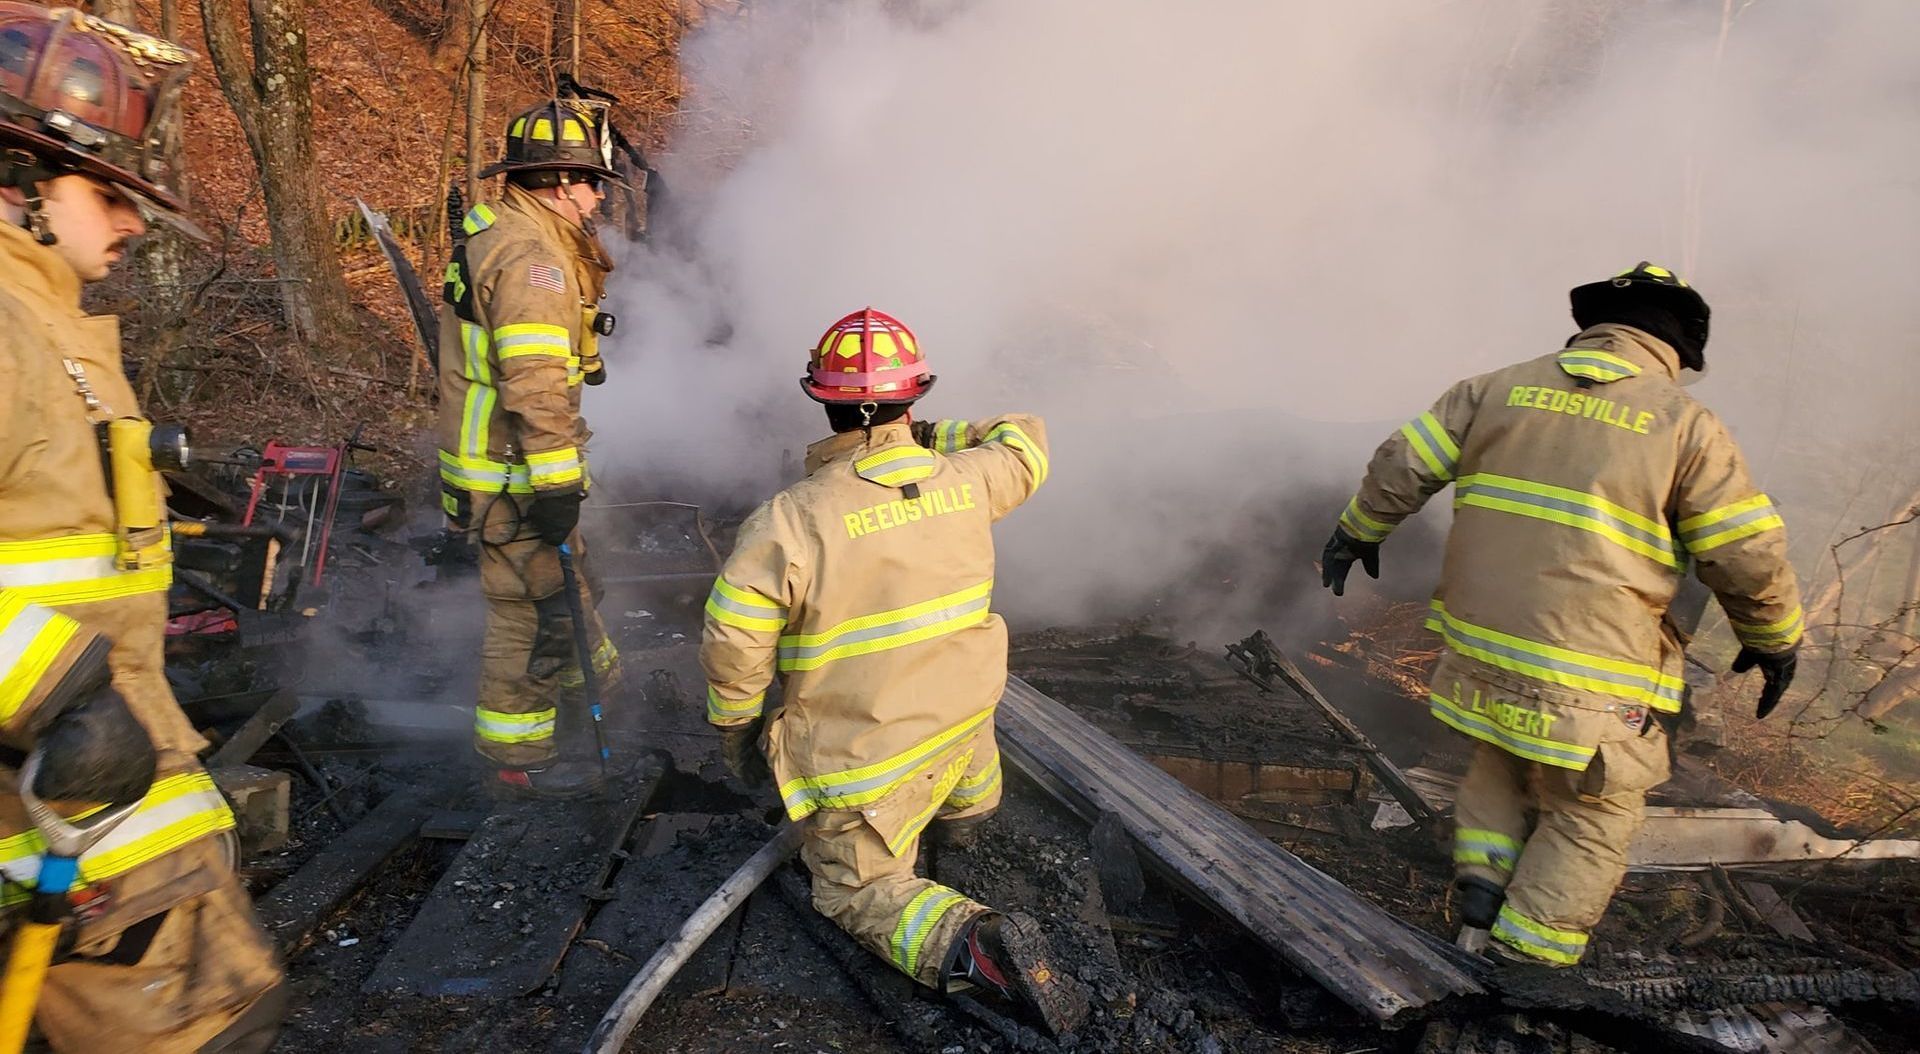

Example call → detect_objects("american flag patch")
527 263 566 294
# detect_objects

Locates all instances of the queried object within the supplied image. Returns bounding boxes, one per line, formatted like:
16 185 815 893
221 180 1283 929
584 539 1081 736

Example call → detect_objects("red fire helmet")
801 307 936 405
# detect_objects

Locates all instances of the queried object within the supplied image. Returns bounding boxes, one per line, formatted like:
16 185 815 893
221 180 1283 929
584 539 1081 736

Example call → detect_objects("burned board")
362 761 665 998
997 676 1484 1023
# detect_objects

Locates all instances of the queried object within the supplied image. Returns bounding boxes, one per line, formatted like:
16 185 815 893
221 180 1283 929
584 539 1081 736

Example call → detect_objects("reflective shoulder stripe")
854 446 937 487
1339 496 1392 543
776 580 992 672
707 686 765 723
0 533 172 605
706 577 787 633
462 203 497 236
1399 411 1460 480
475 706 557 744
981 423 1049 488
1492 904 1588 965
779 706 995 819
525 446 584 488
1454 472 1681 571
1678 493 1784 553
1428 691 1597 770
0 772 237 900
1731 605 1804 650
1557 348 1642 383
0 595 79 723
1429 600 1684 711
891 885 969 978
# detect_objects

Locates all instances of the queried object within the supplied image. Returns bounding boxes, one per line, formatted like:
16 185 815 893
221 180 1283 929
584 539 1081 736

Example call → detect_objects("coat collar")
502 183 613 275
0 220 82 314
1560 323 1682 383
804 421 918 476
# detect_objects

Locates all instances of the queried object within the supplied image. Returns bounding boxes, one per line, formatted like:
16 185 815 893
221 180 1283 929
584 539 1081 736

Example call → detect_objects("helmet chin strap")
1 154 58 245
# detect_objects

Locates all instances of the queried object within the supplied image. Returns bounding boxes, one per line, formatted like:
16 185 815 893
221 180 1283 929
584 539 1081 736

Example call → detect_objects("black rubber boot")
928 810 996 850
940 912 1089 1038
491 758 605 801
1456 877 1504 929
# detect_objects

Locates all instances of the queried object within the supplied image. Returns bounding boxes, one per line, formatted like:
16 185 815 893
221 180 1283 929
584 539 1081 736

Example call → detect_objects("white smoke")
591 0 1920 632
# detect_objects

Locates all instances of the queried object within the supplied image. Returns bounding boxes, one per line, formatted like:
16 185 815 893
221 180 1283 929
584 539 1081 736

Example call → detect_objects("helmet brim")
800 373 936 405
479 157 629 189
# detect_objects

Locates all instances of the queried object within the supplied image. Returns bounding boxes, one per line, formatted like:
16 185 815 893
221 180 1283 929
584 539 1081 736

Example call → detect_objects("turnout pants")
36 870 283 1053
802 731 1004 987
1453 730 1669 965
472 493 619 768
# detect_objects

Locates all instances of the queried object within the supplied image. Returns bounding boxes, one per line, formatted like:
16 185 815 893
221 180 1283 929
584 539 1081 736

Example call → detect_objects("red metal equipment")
241 441 347 587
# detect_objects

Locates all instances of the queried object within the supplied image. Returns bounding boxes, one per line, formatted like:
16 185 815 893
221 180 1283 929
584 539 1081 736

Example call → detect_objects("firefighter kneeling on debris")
437 96 625 799
699 309 1090 1036
0 5 283 1049
1321 264 1804 968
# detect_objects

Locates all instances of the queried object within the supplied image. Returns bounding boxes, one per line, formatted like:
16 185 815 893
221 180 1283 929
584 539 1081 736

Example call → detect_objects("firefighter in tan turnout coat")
437 97 624 798
1321 264 1803 967
0 5 282 1049
700 309 1088 1036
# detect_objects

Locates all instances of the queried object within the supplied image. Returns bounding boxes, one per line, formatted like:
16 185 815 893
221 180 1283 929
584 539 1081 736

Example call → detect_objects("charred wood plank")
255 785 436 954
206 689 300 768
997 676 1483 1023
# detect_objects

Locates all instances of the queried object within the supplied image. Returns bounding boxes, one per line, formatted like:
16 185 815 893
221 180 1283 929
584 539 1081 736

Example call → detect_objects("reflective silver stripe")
1454 835 1519 871
707 686 764 720
1427 693 1596 769
1431 604 1683 707
1678 502 1780 548
474 708 556 744
1454 477 1678 567
776 592 991 667
0 555 120 589
0 603 55 671
494 333 569 352
779 707 993 815
892 886 966 976
707 590 785 623
1401 412 1459 479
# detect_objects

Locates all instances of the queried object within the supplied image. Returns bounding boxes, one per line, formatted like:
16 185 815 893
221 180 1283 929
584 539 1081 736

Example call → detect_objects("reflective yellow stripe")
462 203 496 236
933 420 969 454
1428 691 1597 770
779 707 993 819
707 686 765 722
0 596 79 723
1557 347 1642 383
493 322 573 360
884 751 971 857
776 580 992 672
558 638 618 688
1492 904 1587 965
475 707 557 744
458 321 496 461
525 446 584 488
705 578 787 633
1678 494 1784 553
1400 411 1460 480
1454 827 1522 875
983 423 1048 487
1429 600 1684 711
437 450 535 495
1731 605 1804 649
945 753 1001 809
854 446 937 487
1339 496 1393 543
0 772 236 903
1454 472 1681 570
0 534 172 605
891 885 968 978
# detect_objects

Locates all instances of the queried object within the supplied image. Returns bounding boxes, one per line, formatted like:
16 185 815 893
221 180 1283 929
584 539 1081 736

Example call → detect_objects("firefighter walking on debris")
699 308 1090 1035
0 5 284 1048
437 97 625 799
1320 264 1803 968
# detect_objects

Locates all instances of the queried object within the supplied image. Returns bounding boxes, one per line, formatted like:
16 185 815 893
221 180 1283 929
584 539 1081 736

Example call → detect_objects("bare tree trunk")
464 0 490 200
550 0 580 81
200 0 357 352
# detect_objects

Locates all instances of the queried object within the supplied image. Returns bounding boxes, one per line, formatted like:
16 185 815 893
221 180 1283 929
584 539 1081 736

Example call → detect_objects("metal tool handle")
558 544 612 777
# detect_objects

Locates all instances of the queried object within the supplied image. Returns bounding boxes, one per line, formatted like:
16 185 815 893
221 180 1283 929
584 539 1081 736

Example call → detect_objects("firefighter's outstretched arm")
1675 414 1804 718
1323 379 1482 595
922 414 1050 520
699 502 800 784
483 242 588 544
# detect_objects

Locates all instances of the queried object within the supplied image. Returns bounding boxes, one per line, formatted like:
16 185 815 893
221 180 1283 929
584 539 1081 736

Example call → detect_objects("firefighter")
437 97 625 799
700 308 1088 1035
0 5 283 1049
1320 263 1803 968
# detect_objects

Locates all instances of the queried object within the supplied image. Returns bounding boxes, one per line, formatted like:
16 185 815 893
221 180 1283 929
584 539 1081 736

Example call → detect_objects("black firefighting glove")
1731 644 1798 720
1319 527 1381 597
527 491 585 547
719 716 770 788
34 688 156 804
910 419 938 449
